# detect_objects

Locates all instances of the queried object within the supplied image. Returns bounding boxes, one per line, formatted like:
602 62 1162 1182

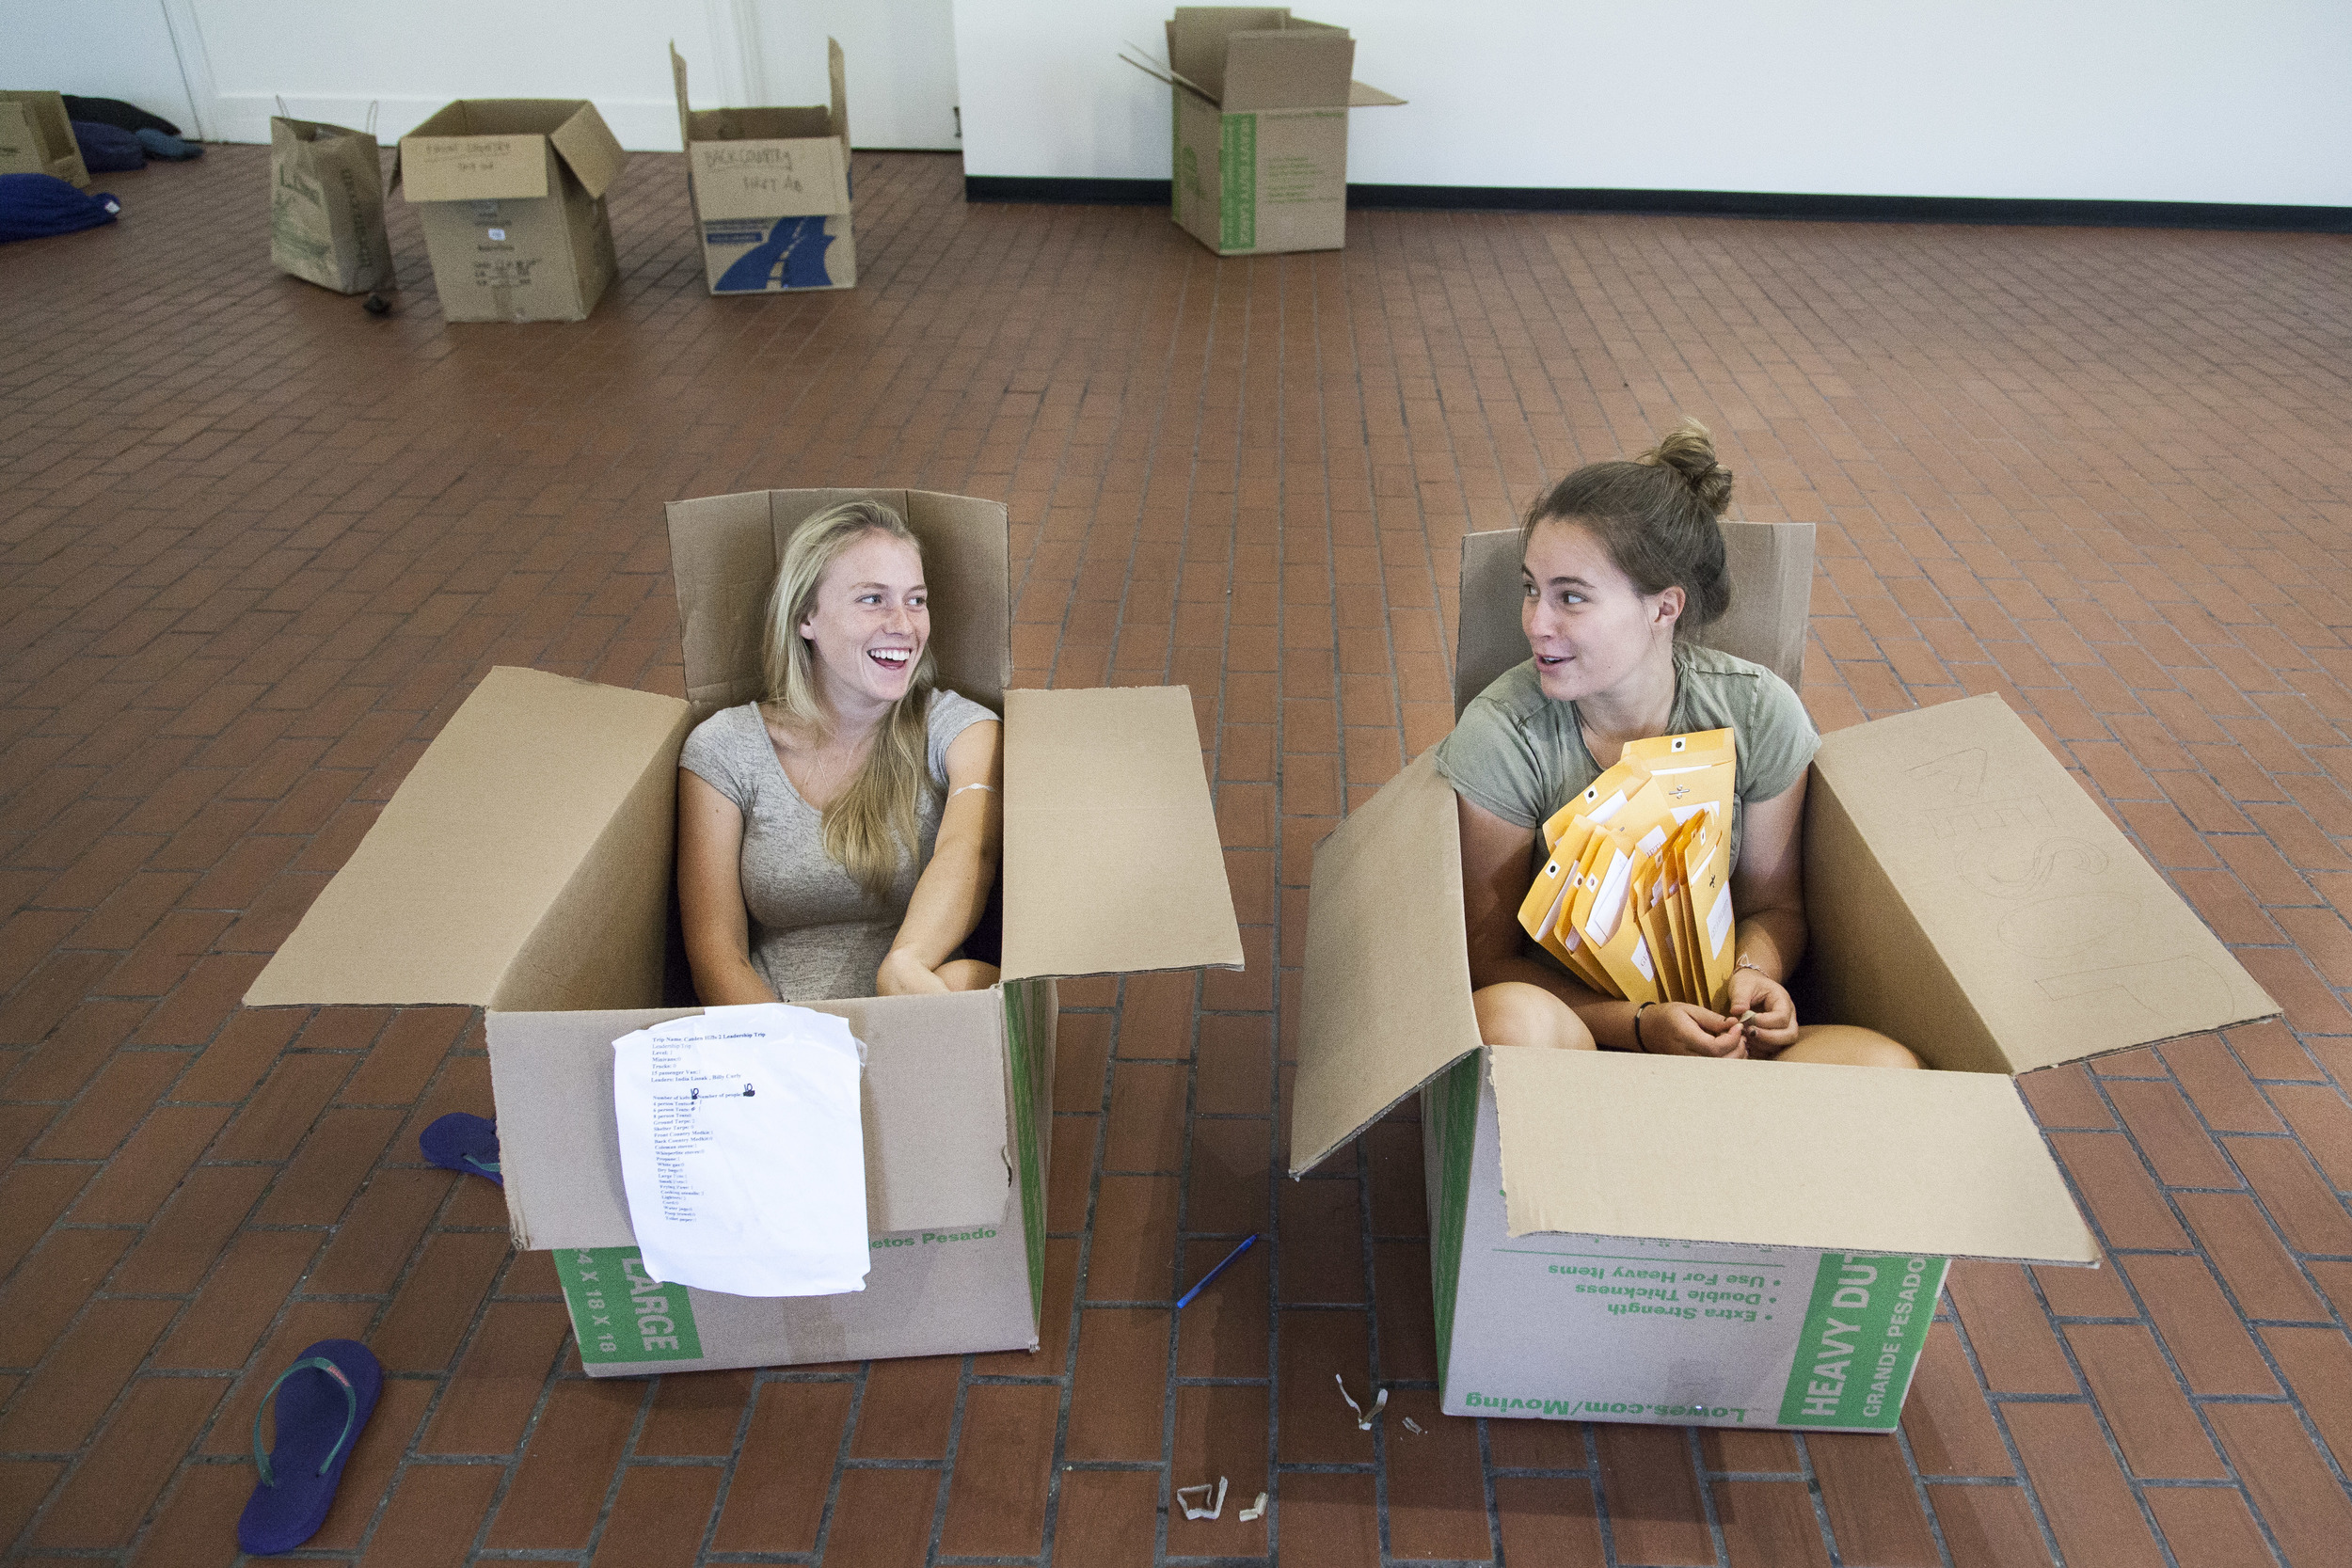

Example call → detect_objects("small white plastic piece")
1176 1477 1229 1521
1335 1372 1389 1430
1402 1417 1426 1434
1238 1491 1268 1523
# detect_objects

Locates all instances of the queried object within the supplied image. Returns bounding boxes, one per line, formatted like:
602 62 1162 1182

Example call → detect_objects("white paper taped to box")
612 1003 870 1297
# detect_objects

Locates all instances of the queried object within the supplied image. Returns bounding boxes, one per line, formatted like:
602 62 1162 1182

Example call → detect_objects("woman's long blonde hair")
760 499 940 902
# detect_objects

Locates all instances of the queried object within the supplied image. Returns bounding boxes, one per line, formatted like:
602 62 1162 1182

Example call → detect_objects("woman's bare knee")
1778 1024 1921 1069
938 959 1001 992
1473 982 1596 1052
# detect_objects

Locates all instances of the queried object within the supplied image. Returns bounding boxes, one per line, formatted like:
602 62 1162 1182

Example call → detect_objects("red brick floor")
4 144 2350 1565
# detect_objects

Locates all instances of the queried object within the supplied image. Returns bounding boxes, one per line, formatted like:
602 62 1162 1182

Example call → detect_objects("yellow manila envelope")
1549 827 1620 992
1633 852 1688 1003
1518 822 1587 959
1580 818 1666 1006
1679 815 1738 1010
1623 727 1736 832
1658 814 1710 1004
1538 756 1647 851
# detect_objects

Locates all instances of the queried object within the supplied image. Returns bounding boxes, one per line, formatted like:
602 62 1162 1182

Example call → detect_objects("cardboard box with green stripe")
1123 8 1404 257
247 488 1242 1375
1293 522 2279 1431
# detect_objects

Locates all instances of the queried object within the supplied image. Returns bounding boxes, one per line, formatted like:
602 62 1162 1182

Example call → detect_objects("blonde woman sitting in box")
1437 421 1918 1068
676 499 1002 1003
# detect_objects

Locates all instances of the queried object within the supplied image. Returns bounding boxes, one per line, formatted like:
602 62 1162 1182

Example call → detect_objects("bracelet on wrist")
1633 1001 1656 1052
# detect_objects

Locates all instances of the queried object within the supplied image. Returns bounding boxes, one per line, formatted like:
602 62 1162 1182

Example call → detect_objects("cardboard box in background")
270 116 395 295
0 90 91 187
393 100 628 323
672 40 856 294
1122 8 1403 257
246 489 1245 1375
1292 522 2280 1432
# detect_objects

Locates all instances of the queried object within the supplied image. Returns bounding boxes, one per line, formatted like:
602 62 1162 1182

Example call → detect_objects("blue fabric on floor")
0 175 120 243
72 120 145 173
135 127 203 160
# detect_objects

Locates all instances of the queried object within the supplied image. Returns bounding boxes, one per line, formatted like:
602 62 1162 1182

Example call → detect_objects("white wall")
3 0 961 151
8 0 207 137
951 0 2352 206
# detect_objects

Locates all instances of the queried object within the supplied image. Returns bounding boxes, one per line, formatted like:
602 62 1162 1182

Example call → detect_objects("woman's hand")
1725 966 1799 1053
1638 1001 1749 1058
876 948 950 996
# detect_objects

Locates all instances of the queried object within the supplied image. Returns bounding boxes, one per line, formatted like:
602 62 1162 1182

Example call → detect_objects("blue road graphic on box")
713 215 837 293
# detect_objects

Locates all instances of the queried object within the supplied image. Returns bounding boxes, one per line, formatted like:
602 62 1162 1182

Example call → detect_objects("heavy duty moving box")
1123 8 1403 257
671 40 856 294
0 90 91 187
1292 523 2280 1432
248 489 1244 1374
393 100 628 323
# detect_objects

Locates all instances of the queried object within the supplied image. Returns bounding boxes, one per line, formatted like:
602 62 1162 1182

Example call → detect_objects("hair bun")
1638 419 1734 516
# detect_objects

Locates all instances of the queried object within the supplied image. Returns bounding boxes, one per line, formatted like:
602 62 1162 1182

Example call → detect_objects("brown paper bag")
271 113 394 294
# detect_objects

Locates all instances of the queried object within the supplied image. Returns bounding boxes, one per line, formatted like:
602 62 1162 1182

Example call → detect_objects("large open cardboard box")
248 489 1244 1374
671 41 856 294
1292 522 2279 1431
1123 8 1403 257
0 90 91 187
393 100 628 323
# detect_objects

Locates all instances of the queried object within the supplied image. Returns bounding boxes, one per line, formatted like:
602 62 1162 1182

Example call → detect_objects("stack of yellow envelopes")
1515 728 1740 1010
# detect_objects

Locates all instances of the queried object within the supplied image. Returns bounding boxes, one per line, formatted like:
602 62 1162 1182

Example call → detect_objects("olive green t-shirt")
1433 641 1819 873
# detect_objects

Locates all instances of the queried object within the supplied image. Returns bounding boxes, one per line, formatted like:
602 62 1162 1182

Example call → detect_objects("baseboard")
964 176 2351 233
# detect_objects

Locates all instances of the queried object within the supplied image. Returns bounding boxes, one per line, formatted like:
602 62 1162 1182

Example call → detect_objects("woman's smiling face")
1519 517 1680 704
798 531 930 711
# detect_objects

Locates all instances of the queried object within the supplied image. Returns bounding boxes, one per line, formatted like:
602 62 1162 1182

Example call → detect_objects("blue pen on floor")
1176 1233 1258 1309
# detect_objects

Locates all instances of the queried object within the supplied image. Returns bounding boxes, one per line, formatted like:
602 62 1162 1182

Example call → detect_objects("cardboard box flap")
1348 81 1406 107
244 668 691 1011
1291 750 1484 1175
828 37 850 154
1454 522 1813 717
0 91 90 187
1222 28 1355 110
669 41 695 156
998 687 1242 981
486 993 1012 1251
667 488 1009 722
395 100 625 202
1169 8 1295 103
548 102 627 200
1489 1047 2097 1264
1807 694 2278 1074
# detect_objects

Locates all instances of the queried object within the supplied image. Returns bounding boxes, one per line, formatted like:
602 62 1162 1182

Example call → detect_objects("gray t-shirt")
679 689 998 1002
1433 641 1819 874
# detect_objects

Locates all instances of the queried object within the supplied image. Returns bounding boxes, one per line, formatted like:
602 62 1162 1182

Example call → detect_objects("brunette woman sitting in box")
1438 420 1919 1068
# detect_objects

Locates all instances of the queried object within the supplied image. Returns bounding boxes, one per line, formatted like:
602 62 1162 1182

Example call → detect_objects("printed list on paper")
612 1003 870 1298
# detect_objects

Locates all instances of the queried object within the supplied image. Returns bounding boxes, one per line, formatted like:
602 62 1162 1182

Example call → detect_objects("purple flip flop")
236 1338 382 1555
418 1112 501 1185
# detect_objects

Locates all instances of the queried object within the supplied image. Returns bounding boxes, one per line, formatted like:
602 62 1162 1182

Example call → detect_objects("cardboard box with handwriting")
672 40 855 294
247 489 1243 1373
394 100 627 323
1291 523 2279 1431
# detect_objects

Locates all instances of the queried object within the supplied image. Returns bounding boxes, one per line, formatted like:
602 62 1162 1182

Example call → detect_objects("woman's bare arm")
1724 769 1809 1049
676 768 782 1006
878 720 1003 995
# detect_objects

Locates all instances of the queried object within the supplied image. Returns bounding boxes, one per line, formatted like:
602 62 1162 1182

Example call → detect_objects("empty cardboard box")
393 100 628 323
247 488 1244 1374
672 40 856 293
1124 8 1403 256
1291 523 2279 1432
0 90 91 187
